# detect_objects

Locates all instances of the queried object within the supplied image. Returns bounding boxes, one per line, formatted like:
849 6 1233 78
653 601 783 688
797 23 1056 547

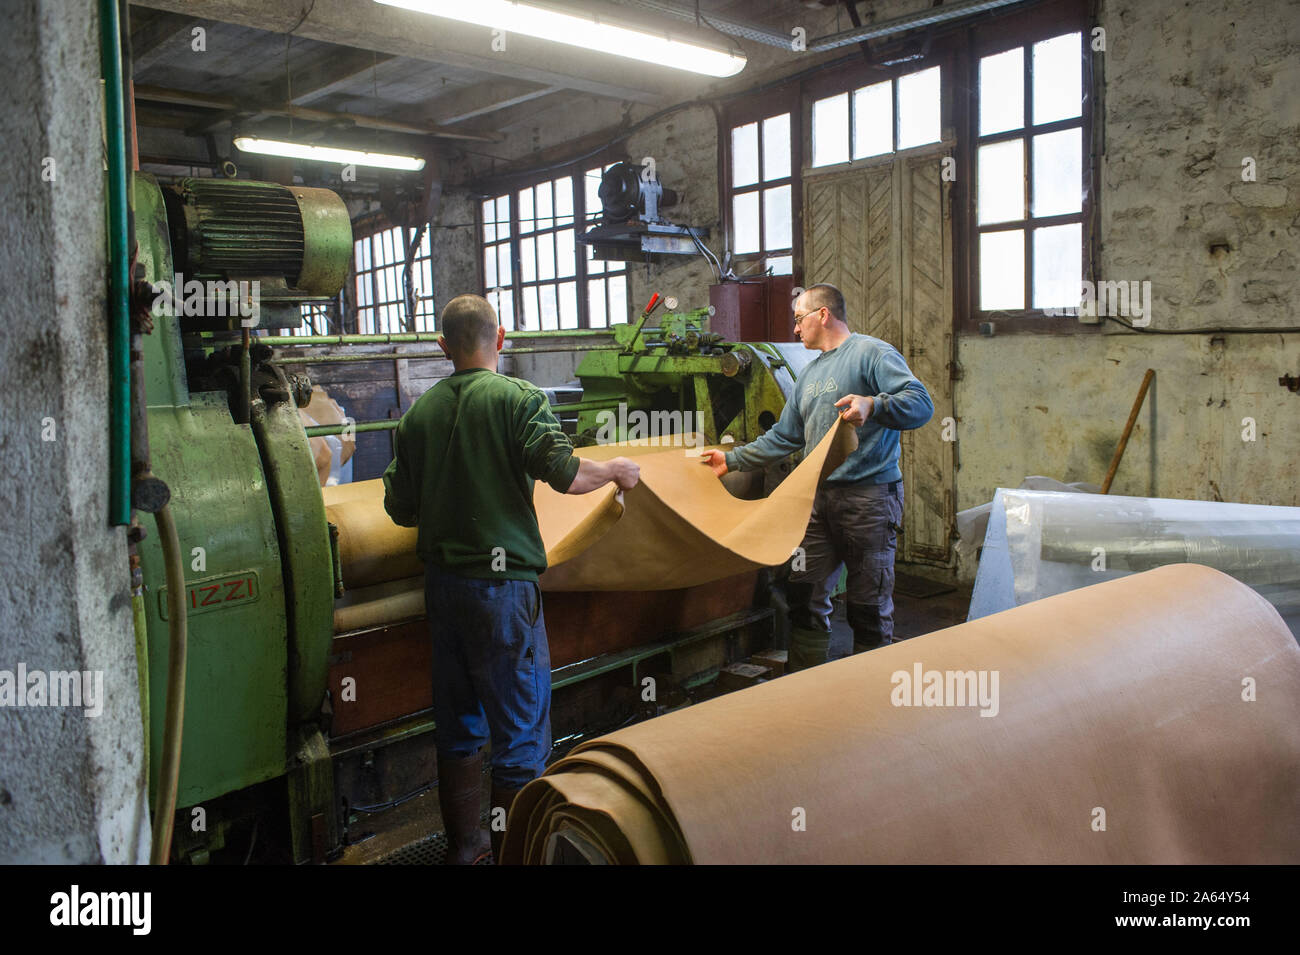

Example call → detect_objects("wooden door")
803 151 955 564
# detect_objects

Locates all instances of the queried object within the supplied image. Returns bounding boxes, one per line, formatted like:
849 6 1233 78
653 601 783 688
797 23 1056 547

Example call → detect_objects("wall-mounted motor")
597 161 679 224
159 177 351 330
581 161 707 262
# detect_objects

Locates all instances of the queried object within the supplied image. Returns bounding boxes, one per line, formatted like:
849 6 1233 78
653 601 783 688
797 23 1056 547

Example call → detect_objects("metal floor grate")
371 810 493 865
377 832 450 865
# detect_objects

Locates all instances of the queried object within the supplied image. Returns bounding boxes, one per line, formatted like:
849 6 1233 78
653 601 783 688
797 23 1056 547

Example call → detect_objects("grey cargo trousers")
786 481 903 668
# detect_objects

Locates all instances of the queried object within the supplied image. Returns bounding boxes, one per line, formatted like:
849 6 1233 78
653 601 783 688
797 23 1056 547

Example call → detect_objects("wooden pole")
1102 369 1156 494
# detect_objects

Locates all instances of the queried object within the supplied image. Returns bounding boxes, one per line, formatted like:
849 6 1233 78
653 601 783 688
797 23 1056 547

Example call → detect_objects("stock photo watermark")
49 886 150 935
0 665 104 717
151 273 261 326
1042 279 1153 325
594 402 706 449
890 663 1000 717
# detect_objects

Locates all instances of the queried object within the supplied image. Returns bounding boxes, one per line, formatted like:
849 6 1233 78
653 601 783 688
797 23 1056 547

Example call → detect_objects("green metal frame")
250 391 334 724
135 174 292 808
567 310 795 447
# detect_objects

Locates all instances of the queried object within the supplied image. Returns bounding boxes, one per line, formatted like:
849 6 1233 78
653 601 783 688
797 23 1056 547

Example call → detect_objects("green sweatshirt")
382 368 581 581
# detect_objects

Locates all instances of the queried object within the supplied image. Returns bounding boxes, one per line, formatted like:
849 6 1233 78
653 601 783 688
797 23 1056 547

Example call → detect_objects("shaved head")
799 283 846 323
440 294 500 357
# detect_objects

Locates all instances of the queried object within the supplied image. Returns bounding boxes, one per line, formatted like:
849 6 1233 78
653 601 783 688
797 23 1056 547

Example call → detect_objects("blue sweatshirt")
725 334 934 486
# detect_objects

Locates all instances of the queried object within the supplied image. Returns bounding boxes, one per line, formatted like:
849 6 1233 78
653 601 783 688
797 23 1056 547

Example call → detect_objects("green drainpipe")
100 0 131 526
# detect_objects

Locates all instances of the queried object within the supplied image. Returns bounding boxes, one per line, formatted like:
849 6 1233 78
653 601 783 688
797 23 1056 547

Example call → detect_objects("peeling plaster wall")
431 189 479 318
953 0 1300 572
0 0 150 863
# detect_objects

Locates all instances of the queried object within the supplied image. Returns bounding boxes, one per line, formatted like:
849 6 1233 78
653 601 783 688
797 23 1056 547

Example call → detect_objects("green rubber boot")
788 626 832 672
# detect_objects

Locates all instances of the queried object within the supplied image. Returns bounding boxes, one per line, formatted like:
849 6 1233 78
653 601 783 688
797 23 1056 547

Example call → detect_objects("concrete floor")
337 566 973 864
831 565 972 654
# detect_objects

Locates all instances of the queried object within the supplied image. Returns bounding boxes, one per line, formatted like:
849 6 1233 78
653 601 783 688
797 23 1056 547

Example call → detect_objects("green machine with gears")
566 304 817 460
133 173 351 863
129 173 816 864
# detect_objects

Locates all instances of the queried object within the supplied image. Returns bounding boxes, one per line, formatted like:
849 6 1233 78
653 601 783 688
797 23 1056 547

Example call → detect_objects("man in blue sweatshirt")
701 283 934 670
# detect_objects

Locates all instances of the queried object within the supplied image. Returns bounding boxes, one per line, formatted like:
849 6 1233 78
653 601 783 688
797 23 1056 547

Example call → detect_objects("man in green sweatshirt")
383 293 639 864
701 283 933 670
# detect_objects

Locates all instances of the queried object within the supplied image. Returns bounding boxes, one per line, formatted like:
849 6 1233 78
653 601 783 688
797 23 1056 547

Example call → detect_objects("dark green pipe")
101 0 131 525
305 420 400 437
258 330 612 346
303 396 621 437
272 344 615 364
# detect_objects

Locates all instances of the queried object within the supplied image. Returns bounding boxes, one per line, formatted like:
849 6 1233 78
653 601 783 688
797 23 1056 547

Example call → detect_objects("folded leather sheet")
535 421 854 591
321 420 855 623
502 564 1300 864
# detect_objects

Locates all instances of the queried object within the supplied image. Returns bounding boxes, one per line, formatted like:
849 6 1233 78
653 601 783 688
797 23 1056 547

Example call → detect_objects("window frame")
579 162 632 330
959 0 1096 334
722 87 800 278
478 159 630 332
806 63 945 170
351 221 437 334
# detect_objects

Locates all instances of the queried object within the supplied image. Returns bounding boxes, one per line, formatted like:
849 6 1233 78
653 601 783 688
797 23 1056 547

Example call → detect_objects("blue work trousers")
425 565 551 789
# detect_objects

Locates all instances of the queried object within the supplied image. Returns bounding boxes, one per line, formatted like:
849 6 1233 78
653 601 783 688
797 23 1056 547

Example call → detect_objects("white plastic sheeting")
954 475 1100 568
968 488 1300 639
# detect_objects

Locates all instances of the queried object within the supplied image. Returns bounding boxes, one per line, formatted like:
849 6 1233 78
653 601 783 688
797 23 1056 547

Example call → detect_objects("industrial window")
974 31 1085 312
518 176 580 331
354 224 436 333
482 195 514 329
728 112 794 276
582 164 629 328
811 65 941 168
479 169 628 331
294 302 335 336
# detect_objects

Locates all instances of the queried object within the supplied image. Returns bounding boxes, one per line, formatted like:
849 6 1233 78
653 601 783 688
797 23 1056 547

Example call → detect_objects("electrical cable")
150 503 187 865
242 819 259 865
1102 313 1300 335
686 225 722 282
349 782 434 815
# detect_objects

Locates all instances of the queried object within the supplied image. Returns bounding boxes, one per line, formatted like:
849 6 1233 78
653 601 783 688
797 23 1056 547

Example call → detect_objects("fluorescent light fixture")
233 136 427 171
374 0 747 78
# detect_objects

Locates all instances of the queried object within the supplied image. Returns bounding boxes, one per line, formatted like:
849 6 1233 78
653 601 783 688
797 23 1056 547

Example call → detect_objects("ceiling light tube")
233 136 427 171
374 0 747 77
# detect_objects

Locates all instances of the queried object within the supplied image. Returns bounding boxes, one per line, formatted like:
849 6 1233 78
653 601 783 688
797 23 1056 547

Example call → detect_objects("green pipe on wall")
100 0 131 525
303 398 621 437
258 330 613 346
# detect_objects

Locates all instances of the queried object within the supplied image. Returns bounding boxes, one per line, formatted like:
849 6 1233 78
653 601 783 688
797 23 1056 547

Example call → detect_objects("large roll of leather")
323 480 422 589
502 564 1300 864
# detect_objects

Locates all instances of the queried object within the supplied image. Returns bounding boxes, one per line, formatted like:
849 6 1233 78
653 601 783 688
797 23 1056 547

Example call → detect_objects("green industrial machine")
134 174 351 863
565 307 816 468
130 172 816 864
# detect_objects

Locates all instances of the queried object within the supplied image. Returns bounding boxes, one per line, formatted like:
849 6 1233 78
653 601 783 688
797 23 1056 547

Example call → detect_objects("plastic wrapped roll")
503 565 1300 864
968 488 1300 635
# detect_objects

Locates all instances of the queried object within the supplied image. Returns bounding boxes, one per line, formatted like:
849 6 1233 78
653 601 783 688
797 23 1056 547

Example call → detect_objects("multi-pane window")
582 164 628 328
518 176 579 330
482 195 514 329
293 302 334 336
354 224 436 333
729 113 794 275
479 169 629 330
811 65 941 168
975 32 1084 311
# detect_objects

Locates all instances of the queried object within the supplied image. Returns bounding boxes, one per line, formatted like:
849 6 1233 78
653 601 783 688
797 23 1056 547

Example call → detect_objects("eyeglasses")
793 306 824 327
